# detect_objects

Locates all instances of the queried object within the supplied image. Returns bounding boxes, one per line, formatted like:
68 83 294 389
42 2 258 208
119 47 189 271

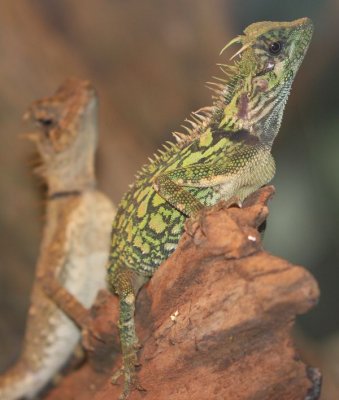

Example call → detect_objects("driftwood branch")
45 186 321 400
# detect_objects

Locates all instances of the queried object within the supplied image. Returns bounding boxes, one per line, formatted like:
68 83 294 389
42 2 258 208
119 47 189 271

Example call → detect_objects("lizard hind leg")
110 266 146 399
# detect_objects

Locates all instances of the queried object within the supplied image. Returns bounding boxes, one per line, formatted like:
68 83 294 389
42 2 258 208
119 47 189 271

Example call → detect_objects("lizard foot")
112 344 145 399
185 196 242 237
112 369 146 400
82 322 107 353
213 196 243 211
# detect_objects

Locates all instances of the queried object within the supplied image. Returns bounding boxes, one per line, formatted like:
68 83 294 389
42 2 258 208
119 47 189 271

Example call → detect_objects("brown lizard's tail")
0 361 49 400
0 324 81 400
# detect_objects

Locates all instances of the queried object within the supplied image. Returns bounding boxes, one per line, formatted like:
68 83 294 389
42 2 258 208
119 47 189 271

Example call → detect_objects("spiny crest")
170 106 215 148
134 139 179 180
135 103 215 180
170 31 253 149
169 46 244 149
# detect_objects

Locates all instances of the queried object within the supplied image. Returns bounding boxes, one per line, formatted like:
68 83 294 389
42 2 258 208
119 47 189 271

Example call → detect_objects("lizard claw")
81 317 106 353
185 196 243 237
213 196 243 211
111 365 146 400
112 345 146 399
119 374 146 400
185 213 203 237
111 366 123 385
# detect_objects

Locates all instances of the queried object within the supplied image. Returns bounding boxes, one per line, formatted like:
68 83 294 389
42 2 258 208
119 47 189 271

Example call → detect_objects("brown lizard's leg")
38 271 107 351
38 270 91 329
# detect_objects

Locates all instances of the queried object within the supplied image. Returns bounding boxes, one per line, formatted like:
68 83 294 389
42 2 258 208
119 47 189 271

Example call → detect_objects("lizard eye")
37 118 54 127
36 117 55 139
268 41 283 55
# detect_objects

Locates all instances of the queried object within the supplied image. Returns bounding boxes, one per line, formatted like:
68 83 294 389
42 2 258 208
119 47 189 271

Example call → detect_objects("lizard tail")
0 361 51 400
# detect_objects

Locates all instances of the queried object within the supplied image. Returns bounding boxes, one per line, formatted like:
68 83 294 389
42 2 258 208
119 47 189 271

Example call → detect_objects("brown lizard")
0 78 115 400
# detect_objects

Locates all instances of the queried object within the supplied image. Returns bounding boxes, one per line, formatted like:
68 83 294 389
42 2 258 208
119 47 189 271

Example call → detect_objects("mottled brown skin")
0 79 115 400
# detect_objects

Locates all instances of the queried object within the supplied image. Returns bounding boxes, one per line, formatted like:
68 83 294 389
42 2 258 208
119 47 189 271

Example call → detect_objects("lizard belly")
46 193 113 364
32 253 107 388
63 191 114 306
63 252 108 306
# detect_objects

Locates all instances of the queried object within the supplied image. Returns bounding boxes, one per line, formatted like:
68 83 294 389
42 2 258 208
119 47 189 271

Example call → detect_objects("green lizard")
107 18 313 399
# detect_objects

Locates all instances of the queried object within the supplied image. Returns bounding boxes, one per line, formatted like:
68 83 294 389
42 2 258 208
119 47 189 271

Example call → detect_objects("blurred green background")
0 1 338 398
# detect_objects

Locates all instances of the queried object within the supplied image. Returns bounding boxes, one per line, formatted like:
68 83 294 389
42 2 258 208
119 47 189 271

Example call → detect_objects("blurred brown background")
0 1 338 398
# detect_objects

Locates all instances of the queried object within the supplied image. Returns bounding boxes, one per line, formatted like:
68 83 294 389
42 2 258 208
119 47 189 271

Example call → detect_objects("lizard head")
24 78 98 154
23 78 99 189
231 17 314 81
219 17 313 141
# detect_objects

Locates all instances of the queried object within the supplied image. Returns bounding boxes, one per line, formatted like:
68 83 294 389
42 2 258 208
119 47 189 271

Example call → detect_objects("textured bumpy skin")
0 79 115 400
107 18 313 399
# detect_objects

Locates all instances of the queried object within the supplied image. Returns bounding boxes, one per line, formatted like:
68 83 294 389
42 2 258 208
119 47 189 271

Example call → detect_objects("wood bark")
45 186 321 400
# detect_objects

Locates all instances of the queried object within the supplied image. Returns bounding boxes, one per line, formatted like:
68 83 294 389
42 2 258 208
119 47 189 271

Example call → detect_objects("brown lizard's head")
24 78 99 191
24 78 98 153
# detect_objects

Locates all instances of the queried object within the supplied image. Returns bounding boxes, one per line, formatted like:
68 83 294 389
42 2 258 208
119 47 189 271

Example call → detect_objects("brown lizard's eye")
268 41 283 55
37 118 54 127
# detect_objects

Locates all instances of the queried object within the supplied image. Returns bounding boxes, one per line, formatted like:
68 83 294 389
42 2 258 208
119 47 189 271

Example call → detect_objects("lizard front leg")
153 145 270 218
36 223 104 350
153 173 204 217
153 158 241 213
152 156 255 235
38 270 91 329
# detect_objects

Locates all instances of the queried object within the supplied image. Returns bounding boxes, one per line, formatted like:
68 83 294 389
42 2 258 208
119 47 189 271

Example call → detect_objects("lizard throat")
220 77 291 145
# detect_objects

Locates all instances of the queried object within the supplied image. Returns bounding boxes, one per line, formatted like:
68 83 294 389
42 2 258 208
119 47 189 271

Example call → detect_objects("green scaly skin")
107 18 313 399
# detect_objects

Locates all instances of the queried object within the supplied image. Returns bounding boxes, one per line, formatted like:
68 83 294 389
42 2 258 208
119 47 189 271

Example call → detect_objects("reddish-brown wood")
46 186 321 400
